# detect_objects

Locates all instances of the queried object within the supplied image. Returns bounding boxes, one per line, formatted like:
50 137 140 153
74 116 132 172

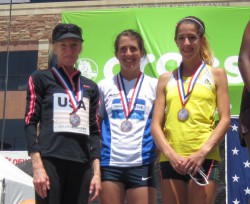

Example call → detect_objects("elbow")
225 117 231 131
218 115 231 133
150 122 154 133
150 127 156 139
227 121 231 131
238 55 242 65
238 57 243 72
150 123 159 139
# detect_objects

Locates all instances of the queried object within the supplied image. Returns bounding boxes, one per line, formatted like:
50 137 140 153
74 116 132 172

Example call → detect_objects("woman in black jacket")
24 23 101 204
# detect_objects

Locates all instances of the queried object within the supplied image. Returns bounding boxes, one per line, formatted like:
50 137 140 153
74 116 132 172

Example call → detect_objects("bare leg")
100 181 125 204
126 187 156 204
187 179 217 204
161 179 187 204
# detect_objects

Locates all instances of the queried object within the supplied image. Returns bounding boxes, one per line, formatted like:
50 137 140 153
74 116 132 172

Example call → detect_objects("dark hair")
52 23 83 44
114 29 146 57
175 16 214 66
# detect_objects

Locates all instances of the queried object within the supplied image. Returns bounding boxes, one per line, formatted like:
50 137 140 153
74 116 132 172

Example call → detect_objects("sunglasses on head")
53 24 83 43
60 24 81 32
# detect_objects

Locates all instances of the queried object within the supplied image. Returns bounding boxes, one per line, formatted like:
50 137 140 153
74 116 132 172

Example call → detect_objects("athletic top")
24 66 101 164
160 65 221 162
98 73 157 167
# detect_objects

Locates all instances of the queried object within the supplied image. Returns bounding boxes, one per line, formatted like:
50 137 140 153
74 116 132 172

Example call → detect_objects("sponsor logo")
204 79 211 85
141 177 152 181
101 53 243 85
76 58 98 81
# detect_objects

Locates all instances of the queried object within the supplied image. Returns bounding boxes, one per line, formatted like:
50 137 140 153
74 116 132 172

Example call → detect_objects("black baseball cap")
52 23 83 44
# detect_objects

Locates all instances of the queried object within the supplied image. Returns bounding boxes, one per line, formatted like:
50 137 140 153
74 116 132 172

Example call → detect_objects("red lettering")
13 158 28 164
4 157 11 162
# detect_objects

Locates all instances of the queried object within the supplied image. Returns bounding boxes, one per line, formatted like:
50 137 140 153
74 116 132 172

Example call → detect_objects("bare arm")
200 68 230 154
89 158 101 203
30 152 50 198
151 72 186 175
88 115 103 202
183 68 231 173
239 21 250 92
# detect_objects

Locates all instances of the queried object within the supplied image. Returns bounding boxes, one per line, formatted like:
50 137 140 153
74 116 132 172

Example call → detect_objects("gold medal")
120 120 133 132
69 113 81 127
178 108 189 121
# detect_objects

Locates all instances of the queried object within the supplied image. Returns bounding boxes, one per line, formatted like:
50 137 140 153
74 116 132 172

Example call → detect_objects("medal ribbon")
51 67 84 112
177 61 206 107
117 72 144 119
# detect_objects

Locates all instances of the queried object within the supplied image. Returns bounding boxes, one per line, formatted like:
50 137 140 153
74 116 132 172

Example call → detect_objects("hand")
182 151 206 175
168 152 187 175
33 166 50 198
88 174 102 203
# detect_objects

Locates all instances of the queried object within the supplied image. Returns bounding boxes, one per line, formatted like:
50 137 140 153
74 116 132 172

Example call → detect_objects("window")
0 50 37 150
0 51 38 91
0 119 27 150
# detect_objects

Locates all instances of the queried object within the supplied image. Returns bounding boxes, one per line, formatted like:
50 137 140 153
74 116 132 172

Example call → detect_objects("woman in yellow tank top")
151 16 230 204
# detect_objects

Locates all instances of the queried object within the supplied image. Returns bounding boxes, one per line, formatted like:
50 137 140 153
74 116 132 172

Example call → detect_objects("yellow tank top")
160 65 221 162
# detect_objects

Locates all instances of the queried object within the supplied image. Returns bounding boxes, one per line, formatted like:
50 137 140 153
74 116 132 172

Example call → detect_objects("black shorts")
101 163 156 189
160 159 219 183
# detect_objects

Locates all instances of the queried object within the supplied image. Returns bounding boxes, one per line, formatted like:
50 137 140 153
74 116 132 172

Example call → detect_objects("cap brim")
53 33 83 43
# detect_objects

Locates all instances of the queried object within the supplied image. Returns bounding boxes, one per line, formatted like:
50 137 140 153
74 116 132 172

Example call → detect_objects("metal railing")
0 179 6 204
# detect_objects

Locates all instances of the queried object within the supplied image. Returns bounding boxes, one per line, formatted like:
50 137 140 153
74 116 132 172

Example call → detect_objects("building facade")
0 0 249 150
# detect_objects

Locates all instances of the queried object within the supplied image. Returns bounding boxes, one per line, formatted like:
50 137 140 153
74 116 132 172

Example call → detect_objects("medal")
178 108 189 121
70 113 81 127
51 67 84 127
117 72 144 131
120 120 133 132
177 61 206 122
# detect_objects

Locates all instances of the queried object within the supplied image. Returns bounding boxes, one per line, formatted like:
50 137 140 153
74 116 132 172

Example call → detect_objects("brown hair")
114 29 147 57
175 16 214 66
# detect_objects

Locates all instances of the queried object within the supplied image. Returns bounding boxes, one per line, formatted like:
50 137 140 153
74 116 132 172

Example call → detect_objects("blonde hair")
201 36 213 66
48 44 57 68
47 40 82 68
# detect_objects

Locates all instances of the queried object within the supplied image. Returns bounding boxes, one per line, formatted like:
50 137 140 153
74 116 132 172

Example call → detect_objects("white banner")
0 151 30 165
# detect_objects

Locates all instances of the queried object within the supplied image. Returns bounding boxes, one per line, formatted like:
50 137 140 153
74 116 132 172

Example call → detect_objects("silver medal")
70 113 81 127
120 120 133 132
178 108 189 121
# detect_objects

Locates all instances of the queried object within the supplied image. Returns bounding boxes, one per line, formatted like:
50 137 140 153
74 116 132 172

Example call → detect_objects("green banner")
62 7 250 116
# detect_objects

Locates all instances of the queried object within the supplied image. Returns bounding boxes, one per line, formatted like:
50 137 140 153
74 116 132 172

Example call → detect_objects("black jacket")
24 67 101 163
